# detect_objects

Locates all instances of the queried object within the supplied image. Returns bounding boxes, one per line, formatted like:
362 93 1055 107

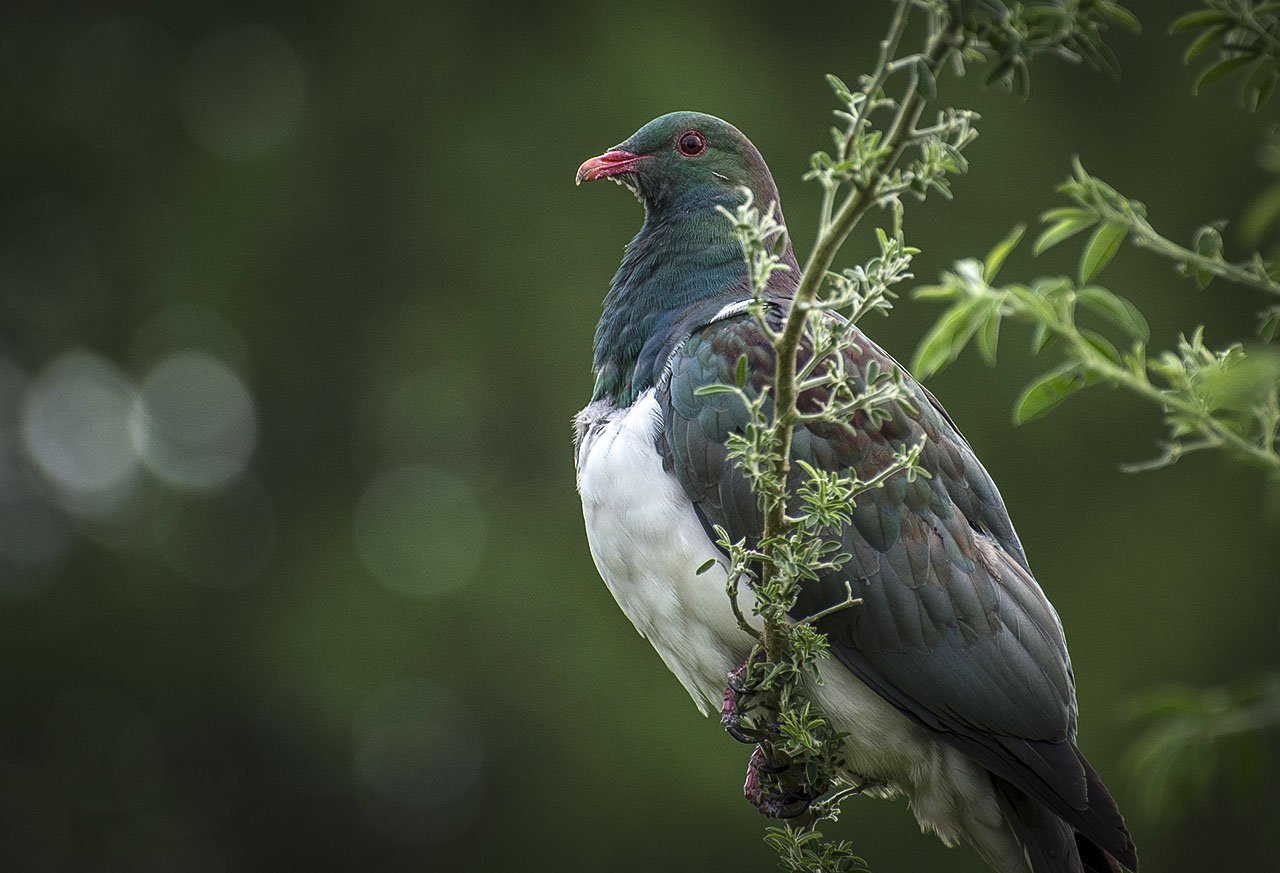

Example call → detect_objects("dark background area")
0 1 1276 871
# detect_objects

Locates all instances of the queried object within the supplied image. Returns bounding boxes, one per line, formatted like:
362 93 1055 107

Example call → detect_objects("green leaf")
695 558 717 575
1040 206 1093 224
1170 9 1234 33
694 384 737 396
1076 286 1150 340
1013 365 1092 424
1030 321 1053 355
914 59 937 102
984 223 1025 282
1244 62 1279 112
1193 225 1224 259
1190 224 1225 287
1079 329 1123 366
825 73 852 101
912 299 982 379
1182 24 1227 65
1096 42 1122 80
1102 3 1141 34
1258 307 1280 342
1254 72 1277 112
1243 185 1280 245
1034 216 1098 255
913 283 960 301
976 304 1001 365
987 58 1015 89
734 353 748 387
1079 222 1127 283
1194 55 1256 95
1012 60 1030 98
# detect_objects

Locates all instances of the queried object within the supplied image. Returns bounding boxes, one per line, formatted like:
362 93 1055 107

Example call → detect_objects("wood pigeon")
573 111 1138 873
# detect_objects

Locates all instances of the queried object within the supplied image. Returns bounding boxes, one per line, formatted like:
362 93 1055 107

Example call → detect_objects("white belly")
575 390 755 712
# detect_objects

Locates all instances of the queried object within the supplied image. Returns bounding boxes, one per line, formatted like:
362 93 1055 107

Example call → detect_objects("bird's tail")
991 769 1136 873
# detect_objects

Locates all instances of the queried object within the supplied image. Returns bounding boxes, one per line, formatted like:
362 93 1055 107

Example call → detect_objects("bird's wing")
657 311 1132 863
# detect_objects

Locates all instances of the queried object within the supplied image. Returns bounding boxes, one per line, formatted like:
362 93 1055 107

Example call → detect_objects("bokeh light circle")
177 26 305 161
131 350 257 491
352 680 483 846
354 464 486 598
21 351 141 503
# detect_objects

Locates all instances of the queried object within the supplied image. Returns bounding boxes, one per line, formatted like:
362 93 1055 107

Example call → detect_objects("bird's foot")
720 663 767 744
742 745 822 820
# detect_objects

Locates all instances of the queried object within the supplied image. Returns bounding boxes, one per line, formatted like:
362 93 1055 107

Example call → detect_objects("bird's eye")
678 131 707 157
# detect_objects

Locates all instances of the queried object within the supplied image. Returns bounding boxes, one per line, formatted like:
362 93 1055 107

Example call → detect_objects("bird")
572 111 1138 873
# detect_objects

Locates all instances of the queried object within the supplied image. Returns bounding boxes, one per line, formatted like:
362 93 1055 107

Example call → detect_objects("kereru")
572 111 1137 873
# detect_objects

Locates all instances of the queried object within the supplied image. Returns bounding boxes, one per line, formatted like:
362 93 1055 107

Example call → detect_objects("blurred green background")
0 1 1276 870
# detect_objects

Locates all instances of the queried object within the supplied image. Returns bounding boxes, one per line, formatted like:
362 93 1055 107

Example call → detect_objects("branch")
762 7 963 653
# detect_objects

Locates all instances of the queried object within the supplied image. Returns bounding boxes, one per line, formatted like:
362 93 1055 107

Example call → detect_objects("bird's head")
575 111 781 215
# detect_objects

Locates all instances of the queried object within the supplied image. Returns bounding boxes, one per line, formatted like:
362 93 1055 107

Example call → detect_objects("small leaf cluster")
955 0 1140 94
1037 160 1280 321
1174 0 1280 111
817 222 918 322
808 73 979 232
719 189 794 309
764 826 871 873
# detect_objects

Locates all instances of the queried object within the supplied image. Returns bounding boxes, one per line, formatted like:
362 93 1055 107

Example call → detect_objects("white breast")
575 389 756 712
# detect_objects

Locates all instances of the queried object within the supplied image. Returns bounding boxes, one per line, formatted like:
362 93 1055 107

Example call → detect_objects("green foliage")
764 825 871 873
710 195 928 834
1034 160 1280 313
914 246 1280 471
1124 673 1280 822
955 0 1140 93
914 144 1280 475
1173 0 1280 110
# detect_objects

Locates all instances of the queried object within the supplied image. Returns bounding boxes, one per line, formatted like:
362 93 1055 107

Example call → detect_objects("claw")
749 745 790 775
721 665 765 744
764 793 814 819
723 718 762 745
743 746 815 819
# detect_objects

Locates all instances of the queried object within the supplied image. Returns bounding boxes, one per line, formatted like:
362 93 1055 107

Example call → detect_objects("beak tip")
575 149 645 188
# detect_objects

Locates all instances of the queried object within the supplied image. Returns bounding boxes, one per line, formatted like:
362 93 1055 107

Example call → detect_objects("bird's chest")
574 390 755 712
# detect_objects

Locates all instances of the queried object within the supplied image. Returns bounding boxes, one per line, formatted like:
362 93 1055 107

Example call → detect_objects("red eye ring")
677 130 707 157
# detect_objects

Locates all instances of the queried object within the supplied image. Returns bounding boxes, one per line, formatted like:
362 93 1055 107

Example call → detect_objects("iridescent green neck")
592 198 753 406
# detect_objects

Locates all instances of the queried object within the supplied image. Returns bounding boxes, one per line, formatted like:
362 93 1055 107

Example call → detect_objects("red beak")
575 149 648 185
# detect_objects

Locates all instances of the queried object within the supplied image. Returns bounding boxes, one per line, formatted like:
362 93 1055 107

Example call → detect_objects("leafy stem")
914 257 1280 473
712 1 1141 868
1040 159 1280 301
767 3 962 644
